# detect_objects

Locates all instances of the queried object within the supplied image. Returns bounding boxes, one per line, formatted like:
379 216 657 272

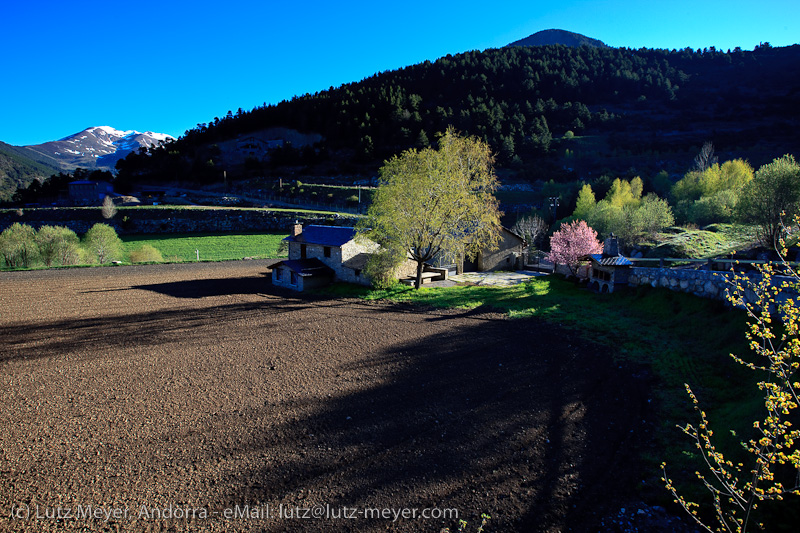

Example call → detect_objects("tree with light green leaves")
84 223 124 264
573 183 597 220
360 127 501 289
573 176 674 251
738 154 800 247
672 159 754 225
0 223 39 268
35 225 81 266
605 177 642 209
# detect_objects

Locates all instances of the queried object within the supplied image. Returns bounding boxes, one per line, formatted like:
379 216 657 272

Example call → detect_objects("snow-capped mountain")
23 126 174 170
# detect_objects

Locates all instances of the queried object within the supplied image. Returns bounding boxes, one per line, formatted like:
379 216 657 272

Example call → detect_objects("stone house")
68 180 114 204
272 224 380 290
433 226 526 273
473 226 527 272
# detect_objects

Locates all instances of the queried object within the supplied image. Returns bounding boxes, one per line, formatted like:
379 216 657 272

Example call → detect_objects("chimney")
290 222 302 238
603 234 619 257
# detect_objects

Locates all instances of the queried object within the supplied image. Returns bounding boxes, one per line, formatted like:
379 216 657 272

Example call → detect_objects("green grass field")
122 232 288 262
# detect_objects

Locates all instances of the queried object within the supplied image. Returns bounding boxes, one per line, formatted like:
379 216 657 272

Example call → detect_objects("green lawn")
122 232 288 262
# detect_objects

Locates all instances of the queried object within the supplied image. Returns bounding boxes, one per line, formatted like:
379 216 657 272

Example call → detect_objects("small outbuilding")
272 258 335 291
587 234 633 293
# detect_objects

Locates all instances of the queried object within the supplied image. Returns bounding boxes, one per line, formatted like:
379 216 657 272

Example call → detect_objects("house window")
275 267 283 281
300 244 307 259
324 246 331 258
354 269 361 277
290 271 298 285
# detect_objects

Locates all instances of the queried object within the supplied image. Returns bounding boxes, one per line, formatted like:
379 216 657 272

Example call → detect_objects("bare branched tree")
512 214 548 251
692 141 718 172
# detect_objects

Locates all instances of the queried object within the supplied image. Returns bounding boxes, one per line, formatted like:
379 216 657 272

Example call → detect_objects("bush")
35 225 81 266
663 236 800 531
77 246 97 265
0 223 39 268
364 246 406 289
84 223 124 263
129 244 164 263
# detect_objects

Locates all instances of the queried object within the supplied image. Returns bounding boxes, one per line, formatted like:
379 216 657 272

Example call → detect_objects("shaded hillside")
0 142 61 202
110 43 800 188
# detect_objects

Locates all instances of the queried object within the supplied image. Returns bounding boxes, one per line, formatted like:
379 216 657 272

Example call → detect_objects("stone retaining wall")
0 208 359 235
628 267 732 300
628 266 797 307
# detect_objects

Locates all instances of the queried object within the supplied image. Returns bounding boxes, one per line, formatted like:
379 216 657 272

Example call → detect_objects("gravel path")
1 261 650 532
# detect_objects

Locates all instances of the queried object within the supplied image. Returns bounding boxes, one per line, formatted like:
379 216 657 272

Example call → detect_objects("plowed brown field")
1 261 652 532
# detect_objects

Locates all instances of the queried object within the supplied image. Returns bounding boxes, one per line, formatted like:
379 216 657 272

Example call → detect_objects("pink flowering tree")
547 220 602 277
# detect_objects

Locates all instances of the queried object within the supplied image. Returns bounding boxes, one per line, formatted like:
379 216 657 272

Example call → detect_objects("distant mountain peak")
26 126 174 170
508 29 609 49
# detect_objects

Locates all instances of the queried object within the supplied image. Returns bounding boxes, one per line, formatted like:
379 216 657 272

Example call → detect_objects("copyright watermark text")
8 502 458 523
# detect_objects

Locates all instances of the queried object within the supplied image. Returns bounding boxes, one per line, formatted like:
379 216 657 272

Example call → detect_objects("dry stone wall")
628 266 797 307
628 267 730 300
0 208 358 235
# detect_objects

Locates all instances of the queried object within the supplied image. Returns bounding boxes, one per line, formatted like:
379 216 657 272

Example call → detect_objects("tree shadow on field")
130 274 274 299
206 309 649 533
0 294 314 364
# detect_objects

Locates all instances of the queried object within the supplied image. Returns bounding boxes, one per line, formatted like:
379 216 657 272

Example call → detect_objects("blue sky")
2 0 797 146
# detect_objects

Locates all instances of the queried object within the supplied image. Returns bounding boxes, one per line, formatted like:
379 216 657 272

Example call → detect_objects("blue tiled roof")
589 254 633 266
285 225 357 247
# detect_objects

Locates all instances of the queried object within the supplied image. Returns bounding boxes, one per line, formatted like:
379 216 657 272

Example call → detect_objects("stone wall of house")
478 230 524 271
331 238 378 286
395 258 419 280
0 208 357 235
287 236 378 286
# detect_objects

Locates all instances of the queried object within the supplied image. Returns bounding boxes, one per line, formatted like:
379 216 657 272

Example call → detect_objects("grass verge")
122 232 288 262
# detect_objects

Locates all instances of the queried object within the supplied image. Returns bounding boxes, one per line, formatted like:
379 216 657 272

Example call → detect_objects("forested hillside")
0 142 61 202
66 43 800 189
